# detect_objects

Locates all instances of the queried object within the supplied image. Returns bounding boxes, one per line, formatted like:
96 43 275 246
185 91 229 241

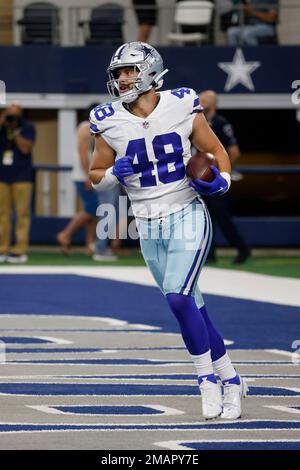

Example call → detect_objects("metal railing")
0 2 299 47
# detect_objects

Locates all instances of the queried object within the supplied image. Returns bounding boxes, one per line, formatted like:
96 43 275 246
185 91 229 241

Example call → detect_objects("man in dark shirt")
0 103 36 263
228 0 278 46
133 0 157 43
199 90 250 264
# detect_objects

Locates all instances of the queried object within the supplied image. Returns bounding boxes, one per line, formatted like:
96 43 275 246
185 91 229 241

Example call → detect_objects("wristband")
220 172 231 191
91 167 118 191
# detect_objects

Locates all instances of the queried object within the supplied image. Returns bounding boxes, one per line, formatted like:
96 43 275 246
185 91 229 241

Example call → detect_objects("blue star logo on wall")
218 49 261 92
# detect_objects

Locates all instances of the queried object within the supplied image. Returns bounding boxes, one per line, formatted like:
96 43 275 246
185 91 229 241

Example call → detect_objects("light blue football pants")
136 198 212 308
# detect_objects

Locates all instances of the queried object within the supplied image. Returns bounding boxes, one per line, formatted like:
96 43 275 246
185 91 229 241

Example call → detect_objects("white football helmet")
107 42 168 103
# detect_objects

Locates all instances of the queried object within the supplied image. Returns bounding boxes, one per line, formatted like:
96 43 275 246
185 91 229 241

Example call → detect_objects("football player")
89 42 247 419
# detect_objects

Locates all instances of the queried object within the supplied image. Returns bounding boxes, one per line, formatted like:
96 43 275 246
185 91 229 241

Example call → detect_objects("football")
186 152 216 182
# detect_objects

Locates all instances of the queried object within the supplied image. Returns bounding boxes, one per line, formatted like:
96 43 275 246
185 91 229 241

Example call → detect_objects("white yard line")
264 406 300 416
0 266 300 307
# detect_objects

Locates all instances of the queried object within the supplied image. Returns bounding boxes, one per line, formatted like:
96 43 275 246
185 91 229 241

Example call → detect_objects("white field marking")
237 363 299 366
0 374 299 380
1 265 300 307
1 362 298 368
266 349 296 357
0 377 195 383
0 378 194 385
4 359 296 364
1 429 300 435
0 421 300 434
0 378 258 384
1 430 300 435
35 336 73 345
6 351 119 356
27 404 185 417
0 379 193 385
266 349 300 361
0 314 160 331
78 266 300 307
265 405 300 415
3 362 296 367
99 350 118 354
0 418 298 427
0 363 196 368
0 392 300 398
0 377 298 384
242 377 300 380
127 323 162 331
0 419 300 435
0 393 207 397
154 439 300 450
27 405 65 415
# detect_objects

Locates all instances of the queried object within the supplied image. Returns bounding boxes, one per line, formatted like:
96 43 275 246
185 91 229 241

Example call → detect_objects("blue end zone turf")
8 359 186 365
0 383 298 396
0 274 298 350
0 337 52 344
0 421 300 432
54 405 164 415
182 442 300 450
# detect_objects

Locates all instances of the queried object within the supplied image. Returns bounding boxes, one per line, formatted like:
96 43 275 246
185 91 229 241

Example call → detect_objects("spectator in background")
0 103 36 263
133 0 157 43
199 90 251 264
227 0 278 46
217 0 240 32
57 104 119 261
57 104 99 257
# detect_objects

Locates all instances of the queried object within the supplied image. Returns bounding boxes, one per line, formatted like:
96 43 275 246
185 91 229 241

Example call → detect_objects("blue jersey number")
171 88 191 99
94 104 115 121
125 132 185 188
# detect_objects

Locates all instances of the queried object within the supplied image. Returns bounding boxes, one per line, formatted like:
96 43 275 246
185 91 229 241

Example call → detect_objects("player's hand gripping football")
189 166 230 196
112 156 134 186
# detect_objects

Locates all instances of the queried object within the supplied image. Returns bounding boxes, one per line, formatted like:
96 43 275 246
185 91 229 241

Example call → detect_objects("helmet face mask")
107 42 168 104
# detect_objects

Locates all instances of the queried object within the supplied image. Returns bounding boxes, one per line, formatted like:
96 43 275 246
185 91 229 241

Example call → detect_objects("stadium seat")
168 0 214 45
17 2 59 45
78 3 124 46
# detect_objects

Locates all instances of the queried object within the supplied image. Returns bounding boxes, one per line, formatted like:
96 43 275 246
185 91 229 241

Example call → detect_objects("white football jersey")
90 87 203 219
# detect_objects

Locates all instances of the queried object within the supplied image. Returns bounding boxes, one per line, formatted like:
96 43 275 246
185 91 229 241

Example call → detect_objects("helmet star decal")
136 44 154 60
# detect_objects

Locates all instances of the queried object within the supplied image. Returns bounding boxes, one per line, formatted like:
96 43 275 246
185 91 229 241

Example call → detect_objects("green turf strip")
0 252 299 279
205 256 300 279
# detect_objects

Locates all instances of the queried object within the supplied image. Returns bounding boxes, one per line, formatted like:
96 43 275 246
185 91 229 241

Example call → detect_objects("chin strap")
154 69 169 89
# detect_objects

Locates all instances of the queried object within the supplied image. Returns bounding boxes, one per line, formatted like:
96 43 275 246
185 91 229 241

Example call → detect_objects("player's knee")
166 292 184 312
166 292 195 319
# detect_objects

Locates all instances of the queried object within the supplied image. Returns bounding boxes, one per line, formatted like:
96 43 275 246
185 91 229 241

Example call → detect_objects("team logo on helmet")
134 44 154 60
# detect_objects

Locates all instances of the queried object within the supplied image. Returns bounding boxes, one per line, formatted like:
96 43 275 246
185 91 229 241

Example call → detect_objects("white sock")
213 353 236 382
190 350 214 377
